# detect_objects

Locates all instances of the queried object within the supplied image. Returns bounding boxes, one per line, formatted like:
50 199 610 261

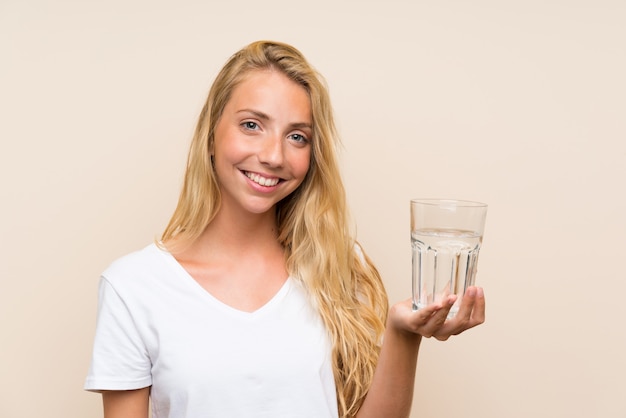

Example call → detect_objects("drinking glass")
411 199 487 318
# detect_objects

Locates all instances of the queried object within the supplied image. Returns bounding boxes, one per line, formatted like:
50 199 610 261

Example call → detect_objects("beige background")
1 0 625 417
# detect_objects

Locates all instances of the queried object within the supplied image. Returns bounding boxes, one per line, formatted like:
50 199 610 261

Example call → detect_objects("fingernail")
466 287 476 297
477 287 484 297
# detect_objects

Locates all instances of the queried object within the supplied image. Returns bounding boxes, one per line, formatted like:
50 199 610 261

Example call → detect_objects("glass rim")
410 198 488 208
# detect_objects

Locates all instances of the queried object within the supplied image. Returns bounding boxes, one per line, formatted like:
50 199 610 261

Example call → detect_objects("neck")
189 205 282 258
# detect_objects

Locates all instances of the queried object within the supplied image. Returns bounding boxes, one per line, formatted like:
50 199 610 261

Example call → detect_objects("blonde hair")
161 41 388 417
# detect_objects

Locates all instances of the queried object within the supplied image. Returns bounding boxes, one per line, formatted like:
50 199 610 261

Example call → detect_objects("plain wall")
1 0 624 417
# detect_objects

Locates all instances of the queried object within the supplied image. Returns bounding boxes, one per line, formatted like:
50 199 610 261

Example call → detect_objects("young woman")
85 40 485 418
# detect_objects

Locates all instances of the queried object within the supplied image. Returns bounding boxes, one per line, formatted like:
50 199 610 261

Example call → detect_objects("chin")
242 200 280 215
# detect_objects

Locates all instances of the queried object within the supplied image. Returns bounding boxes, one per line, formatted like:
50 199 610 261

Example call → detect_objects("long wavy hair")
161 40 388 417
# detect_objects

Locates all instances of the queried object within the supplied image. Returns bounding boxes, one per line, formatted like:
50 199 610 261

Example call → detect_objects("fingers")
434 286 486 340
471 287 486 324
390 296 455 338
415 296 455 338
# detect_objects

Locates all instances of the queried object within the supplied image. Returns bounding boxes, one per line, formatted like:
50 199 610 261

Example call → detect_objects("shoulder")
101 243 170 288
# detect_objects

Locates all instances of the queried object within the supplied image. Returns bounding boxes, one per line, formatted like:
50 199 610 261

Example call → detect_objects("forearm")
356 320 422 418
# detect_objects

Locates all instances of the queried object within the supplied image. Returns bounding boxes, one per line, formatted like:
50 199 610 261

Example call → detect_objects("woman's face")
212 69 312 217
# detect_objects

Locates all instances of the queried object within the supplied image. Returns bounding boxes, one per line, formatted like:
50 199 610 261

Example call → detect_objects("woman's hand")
388 286 486 341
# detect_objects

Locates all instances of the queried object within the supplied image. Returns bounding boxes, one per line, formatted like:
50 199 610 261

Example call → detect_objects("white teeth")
245 172 279 187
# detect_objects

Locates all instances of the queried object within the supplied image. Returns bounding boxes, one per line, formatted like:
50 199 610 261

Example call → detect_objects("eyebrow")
237 109 271 121
236 109 312 130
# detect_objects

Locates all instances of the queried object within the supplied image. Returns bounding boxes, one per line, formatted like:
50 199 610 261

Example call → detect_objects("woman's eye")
242 121 258 130
290 133 308 143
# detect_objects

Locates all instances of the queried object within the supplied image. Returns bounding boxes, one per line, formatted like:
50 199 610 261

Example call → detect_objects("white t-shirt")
85 244 338 418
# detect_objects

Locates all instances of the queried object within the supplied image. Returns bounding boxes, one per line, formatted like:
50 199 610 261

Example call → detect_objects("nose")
258 134 284 168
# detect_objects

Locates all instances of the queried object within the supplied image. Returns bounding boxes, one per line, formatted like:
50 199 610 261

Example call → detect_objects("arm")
102 388 150 418
356 287 486 418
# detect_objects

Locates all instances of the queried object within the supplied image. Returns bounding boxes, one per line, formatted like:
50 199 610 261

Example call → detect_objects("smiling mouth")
243 171 281 187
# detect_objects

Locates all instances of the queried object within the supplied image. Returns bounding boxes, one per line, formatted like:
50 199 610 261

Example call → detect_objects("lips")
243 171 281 187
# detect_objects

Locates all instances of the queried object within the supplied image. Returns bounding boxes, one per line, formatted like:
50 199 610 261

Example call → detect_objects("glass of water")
411 199 488 318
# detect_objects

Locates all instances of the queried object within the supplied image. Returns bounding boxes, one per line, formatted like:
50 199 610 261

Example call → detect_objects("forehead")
225 69 311 120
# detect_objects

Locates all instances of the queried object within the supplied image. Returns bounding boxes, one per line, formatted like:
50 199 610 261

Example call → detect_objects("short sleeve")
84 277 152 391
